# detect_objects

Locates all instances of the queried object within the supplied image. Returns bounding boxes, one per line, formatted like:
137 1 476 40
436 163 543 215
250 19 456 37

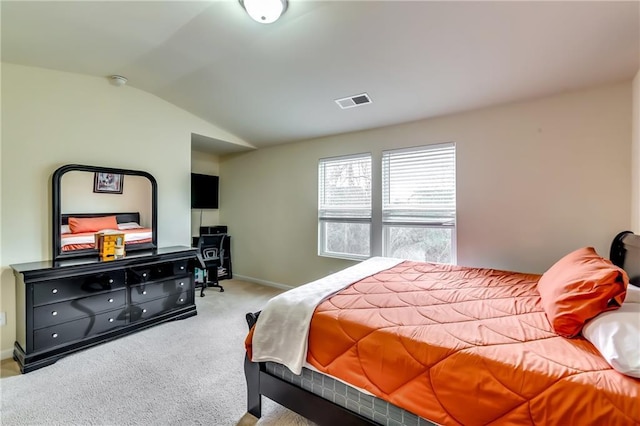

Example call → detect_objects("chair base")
198 280 224 297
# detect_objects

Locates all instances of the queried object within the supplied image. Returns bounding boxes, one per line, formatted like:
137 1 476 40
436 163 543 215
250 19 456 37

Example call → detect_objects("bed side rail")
246 311 261 329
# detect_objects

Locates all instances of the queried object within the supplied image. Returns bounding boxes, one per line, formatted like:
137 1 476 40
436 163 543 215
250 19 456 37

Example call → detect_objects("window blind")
382 143 456 225
319 153 372 221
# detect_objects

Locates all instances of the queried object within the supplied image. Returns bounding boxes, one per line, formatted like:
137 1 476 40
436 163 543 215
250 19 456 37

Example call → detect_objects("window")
318 143 456 263
318 153 372 259
382 143 456 263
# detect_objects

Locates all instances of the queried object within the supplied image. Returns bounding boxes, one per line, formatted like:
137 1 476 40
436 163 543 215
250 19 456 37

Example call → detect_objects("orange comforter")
305 261 639 425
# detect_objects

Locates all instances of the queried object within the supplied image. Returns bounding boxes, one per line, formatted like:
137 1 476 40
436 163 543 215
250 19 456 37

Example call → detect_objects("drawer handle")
108 298 114 303
180 266 185 270
52 288 58 294
142 291 147 295
179 298 184 302
142 309 147 313
109 279 114 284
142 273 147 278
51 311 58 316
52 333 58 338
109 318 114 323
180 282 184 286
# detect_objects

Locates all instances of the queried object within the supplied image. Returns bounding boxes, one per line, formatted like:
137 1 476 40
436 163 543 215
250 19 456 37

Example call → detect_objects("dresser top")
11 246 197 274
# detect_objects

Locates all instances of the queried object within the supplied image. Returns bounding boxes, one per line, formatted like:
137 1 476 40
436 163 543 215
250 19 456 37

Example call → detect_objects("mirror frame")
52 164 158 260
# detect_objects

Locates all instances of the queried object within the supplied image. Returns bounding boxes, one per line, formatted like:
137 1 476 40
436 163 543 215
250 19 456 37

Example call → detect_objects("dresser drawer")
171 260 189 276
33 270 126 306
33 309 127 352
129 278 192 304
33 289 126 330
130 290 192 323
128 260 190 284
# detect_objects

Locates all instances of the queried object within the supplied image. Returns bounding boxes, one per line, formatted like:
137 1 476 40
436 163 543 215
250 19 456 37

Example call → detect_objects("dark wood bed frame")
244 231 640 426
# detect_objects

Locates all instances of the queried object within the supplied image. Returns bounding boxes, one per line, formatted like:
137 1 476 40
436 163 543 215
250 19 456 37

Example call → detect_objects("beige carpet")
0 280 316 426
237 401 315 426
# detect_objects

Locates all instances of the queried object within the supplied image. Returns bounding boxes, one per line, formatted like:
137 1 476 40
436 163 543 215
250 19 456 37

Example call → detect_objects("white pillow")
582 302 640 378
624 284 640 303
61 225 71 234
118 222 143 230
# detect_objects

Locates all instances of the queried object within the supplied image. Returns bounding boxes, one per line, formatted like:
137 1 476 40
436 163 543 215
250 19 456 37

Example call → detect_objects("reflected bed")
60 212 152 252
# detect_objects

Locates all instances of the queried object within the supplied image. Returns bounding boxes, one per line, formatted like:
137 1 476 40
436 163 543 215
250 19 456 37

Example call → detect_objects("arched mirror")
52 164 158 260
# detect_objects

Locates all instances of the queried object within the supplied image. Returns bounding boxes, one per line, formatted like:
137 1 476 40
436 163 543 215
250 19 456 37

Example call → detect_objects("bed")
244 232 640 425
60 212 153 252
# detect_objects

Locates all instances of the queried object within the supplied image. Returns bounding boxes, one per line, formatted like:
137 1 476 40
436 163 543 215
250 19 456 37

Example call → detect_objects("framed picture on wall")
94 172 124 194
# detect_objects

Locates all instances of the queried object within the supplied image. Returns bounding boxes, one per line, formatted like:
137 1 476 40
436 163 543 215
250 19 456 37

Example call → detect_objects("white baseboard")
1 347 14 361
233 274 294 291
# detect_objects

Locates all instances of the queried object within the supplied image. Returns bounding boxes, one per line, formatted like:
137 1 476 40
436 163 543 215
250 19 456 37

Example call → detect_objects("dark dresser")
11 246 198 373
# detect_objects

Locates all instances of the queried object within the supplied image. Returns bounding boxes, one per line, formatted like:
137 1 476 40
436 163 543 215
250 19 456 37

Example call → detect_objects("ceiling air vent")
335 93 372 109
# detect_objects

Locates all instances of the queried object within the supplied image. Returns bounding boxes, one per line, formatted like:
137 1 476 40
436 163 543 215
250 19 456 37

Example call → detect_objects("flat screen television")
191 173 219 209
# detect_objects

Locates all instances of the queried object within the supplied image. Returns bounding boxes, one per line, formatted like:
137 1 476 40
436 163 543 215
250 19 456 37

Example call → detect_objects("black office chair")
196 234 226 296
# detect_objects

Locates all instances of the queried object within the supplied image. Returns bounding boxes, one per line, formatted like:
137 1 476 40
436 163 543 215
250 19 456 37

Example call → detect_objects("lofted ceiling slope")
2 1 639 151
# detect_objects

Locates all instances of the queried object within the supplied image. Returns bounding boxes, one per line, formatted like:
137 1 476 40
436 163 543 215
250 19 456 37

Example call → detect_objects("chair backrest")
197 234 226 263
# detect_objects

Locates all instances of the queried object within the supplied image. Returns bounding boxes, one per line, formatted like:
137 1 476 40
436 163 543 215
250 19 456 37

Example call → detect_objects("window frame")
317 143 456 263
382 222 457 265
381 142 457 264
318 218 371 261
318 152 372 261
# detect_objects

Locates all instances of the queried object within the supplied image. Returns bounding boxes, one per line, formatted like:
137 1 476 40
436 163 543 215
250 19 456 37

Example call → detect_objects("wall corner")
632 69 640 233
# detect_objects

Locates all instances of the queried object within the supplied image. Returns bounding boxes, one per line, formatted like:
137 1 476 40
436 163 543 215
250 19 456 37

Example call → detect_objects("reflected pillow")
537 247 628 338
118 222 143 230
61 225 71 234
582 302 640 378
68 216 118 234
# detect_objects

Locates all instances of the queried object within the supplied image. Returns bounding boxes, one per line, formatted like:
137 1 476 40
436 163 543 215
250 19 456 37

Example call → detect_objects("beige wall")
191 150 221 236
0 63 246 357
0 61 2 335
632 69 640 233
221 82 632 287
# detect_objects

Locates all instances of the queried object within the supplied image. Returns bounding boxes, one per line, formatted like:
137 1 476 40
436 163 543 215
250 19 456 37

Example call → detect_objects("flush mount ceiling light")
240 0 287 24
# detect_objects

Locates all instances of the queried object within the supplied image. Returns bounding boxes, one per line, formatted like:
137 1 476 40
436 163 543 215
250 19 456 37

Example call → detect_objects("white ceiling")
2 1 639 152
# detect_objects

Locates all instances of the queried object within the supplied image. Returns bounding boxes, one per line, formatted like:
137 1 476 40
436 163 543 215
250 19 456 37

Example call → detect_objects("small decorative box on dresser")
11 246 198 373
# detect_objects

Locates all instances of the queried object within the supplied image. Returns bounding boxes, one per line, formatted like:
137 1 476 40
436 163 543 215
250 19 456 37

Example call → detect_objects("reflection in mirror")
52 164 157 260
61 172 152 227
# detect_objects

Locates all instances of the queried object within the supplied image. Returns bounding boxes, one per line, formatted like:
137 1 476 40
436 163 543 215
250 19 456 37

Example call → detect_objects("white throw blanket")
251 257 403 375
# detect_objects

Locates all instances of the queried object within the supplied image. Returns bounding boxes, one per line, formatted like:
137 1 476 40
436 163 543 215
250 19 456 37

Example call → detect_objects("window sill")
318 252 370 262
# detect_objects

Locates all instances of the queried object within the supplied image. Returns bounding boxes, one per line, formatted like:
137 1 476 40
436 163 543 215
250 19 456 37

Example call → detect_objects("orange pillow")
537 247 628 338
68 216 118 234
